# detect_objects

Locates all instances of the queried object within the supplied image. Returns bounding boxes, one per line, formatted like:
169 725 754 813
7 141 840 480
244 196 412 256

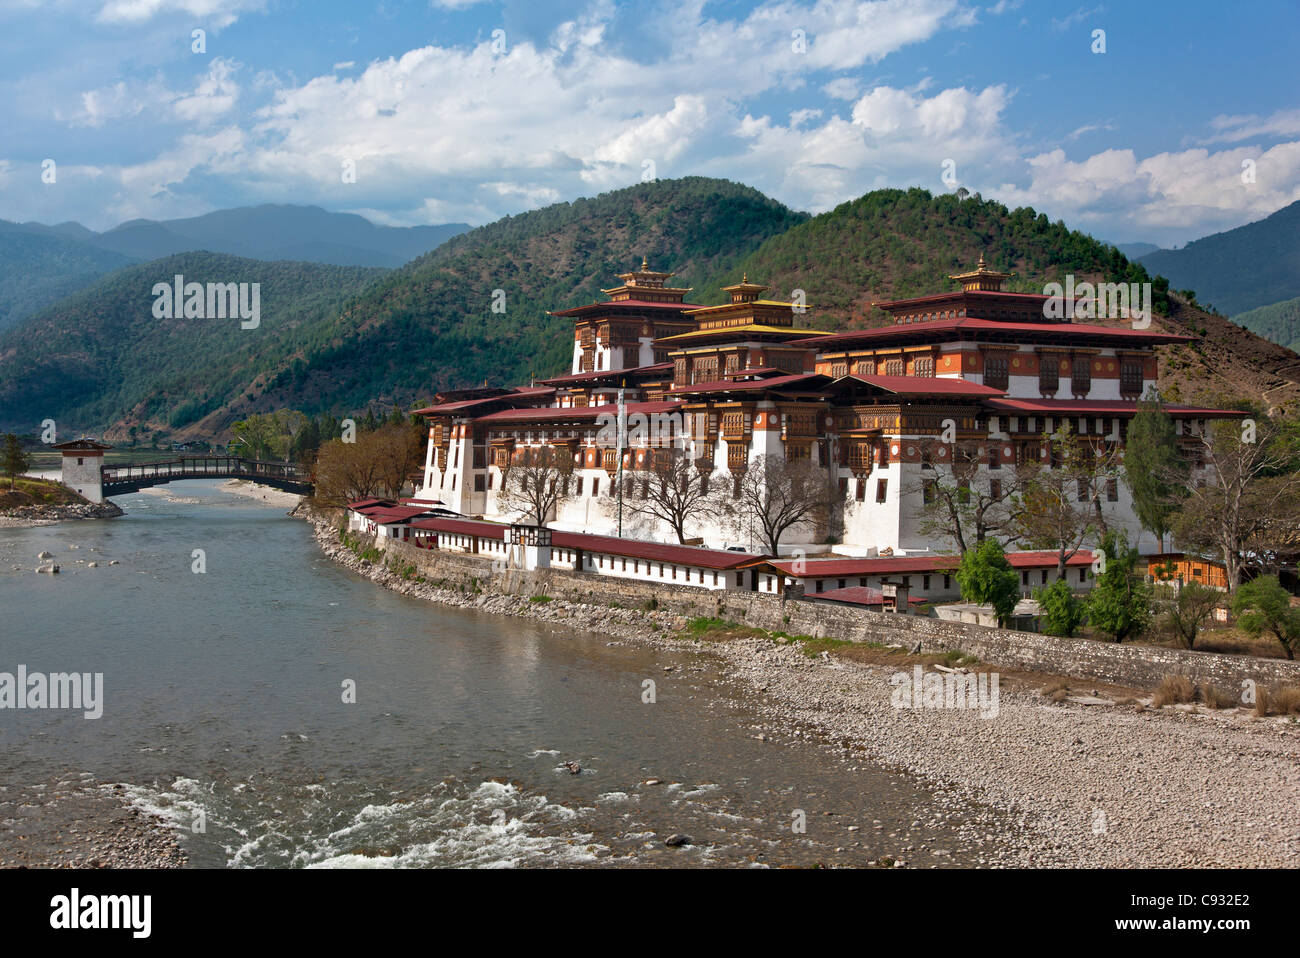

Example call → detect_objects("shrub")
1034 578 1085 637
1232 576 1300 661
955 539 1019 626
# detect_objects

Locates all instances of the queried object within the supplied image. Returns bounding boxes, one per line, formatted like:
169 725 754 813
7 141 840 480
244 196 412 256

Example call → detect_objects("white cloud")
992 141 1300 244
96 0 266 27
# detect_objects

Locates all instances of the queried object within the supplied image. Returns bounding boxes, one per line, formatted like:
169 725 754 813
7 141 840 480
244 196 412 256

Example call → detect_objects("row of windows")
837 476 889 502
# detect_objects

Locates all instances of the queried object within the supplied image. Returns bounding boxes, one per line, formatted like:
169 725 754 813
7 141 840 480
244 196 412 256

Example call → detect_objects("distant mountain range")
1136 200 1300 316
0 205 469 331
5 176 1297 442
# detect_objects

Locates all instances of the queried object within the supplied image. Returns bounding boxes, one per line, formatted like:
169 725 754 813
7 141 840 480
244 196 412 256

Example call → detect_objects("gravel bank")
0 780 187 869
314 520 1300 868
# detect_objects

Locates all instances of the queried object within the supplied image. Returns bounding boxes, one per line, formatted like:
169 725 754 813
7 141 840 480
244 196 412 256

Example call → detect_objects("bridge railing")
102 456 310 484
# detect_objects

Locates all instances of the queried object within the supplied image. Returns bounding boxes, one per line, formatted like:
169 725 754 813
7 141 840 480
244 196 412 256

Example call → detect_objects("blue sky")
1 0 1297 247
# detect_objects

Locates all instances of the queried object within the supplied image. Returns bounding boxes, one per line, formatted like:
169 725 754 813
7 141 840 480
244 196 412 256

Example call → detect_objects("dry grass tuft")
1198 684 1238 710
1152 675 1196 707
1256 684 1300 717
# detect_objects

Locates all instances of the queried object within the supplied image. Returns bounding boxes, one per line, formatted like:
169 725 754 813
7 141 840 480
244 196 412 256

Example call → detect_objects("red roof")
768 550 1095 577
409 516 509 539
412 389 555 416
538 363 673 385
839 374 1005 397
798 317 1193 349
474 399 684 423
669 373 825 395
985 398 1241 417
550 300 704 316
405 517 761 569
549 531 763 569
811 586 928 607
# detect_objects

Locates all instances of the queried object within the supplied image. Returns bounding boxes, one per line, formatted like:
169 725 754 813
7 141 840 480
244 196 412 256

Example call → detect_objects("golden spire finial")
977 253 987 269
743 272 748 283
641 256 648 271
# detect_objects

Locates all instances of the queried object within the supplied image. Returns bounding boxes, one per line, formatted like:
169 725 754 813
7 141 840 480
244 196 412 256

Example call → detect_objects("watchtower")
53 438 111 503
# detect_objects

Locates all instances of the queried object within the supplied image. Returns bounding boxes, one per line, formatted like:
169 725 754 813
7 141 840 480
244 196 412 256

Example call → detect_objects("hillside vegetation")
2 177 1298 438
0 224 136 331
1139 200 1300 315
719 187 1162 327
0 254 385 440
1234 296 1300 353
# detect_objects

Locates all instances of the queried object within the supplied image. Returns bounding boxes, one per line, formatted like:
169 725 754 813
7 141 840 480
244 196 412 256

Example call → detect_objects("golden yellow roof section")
656 323 831 343
601 258 693 300
949 254 1014 292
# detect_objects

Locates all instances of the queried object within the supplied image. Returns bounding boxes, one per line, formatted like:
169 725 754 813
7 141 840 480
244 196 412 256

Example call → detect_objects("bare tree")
722 455 831 554
496 444 575 527
1011 425 1097 578
628 450 714 543
1167 417 1300 591
912 439 1026 551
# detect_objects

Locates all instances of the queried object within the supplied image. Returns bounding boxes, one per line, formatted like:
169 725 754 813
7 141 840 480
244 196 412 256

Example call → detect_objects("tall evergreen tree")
1122 388 1186 550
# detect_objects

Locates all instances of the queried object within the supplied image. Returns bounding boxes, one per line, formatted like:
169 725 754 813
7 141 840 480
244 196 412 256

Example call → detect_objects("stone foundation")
376 536 1300 692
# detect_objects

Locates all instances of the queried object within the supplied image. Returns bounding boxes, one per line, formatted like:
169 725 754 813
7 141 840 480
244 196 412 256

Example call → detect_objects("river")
0 480 998 867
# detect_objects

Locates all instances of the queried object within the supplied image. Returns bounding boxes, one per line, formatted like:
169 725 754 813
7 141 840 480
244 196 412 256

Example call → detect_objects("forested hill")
715 187 1300 410
2 177 1297 439
0 224 136 332
0 254 385 439
715 188 1158 326
265 177 807 413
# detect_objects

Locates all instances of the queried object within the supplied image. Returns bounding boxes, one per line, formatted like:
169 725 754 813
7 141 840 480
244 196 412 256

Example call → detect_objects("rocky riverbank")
313 518 1300 868
0 501 123 528
0 780 187 869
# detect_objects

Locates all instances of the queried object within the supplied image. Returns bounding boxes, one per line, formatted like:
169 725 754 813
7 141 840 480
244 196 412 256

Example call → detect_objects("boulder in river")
36 563 60 574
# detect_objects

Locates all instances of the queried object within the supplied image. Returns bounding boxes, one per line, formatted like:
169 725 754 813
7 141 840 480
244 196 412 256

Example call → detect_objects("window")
1042 570 1049 585
923 575 931 590
984 354 1009 390
876 478 888 503
1120 361 1143 395
1022 571 1030 585
943 574 951 590
988 446 1001 470
1071 356 1091 394
989 477 1002 499
1039 357 1059 393
922 480 935 504
1077 478 1089 502
1079 568 1086 583
576 477 584 495
885 358 904 376
591 478 600 497
855 479 866 502
474 475 485 492
838 579 846 590
838 477 849 497
913 356 935 377
1106 478 1119 502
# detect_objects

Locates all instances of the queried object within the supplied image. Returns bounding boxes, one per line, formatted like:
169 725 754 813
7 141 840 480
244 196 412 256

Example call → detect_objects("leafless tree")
628 449 714 543
911 439 1027 552
1011 425 1098 578
1167 417 1300 590
721 454 832 554
496 444 575 527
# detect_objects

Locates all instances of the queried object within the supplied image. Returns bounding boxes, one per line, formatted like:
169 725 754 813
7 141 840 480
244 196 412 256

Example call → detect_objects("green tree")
1231 575 1300 660
2 433 29 488
1085 531 1153 642
1122 388 1186 550
1034 577 1085 637
955 539 1020 627
1158 581 1222 650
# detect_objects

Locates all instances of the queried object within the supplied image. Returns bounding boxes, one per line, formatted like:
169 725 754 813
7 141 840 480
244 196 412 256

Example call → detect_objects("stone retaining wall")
379 537 1300 692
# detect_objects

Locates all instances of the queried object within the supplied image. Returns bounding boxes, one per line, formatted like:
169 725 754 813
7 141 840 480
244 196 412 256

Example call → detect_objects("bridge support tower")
53 438 112 503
